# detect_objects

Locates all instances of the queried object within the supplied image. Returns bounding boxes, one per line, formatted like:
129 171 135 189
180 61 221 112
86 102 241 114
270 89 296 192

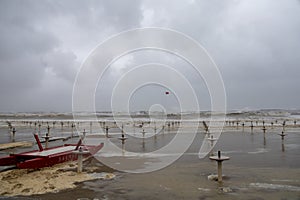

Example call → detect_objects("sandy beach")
0 111 299 199
0 158 115 197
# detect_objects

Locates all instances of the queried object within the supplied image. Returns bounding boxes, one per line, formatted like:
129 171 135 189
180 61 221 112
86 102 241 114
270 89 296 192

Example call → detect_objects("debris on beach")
207 174 218 181
197 187 210 192
218 187 233 193
90 172 115 180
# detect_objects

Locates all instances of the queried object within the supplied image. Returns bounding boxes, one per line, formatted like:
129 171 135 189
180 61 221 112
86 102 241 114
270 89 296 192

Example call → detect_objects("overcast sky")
0 0 300 112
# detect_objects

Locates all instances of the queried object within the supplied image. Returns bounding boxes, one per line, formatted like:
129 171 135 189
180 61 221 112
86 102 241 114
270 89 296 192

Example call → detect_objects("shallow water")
0 115 299 200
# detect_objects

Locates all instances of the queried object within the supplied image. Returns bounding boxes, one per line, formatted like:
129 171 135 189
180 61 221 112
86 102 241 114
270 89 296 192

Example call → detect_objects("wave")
0 109 299 121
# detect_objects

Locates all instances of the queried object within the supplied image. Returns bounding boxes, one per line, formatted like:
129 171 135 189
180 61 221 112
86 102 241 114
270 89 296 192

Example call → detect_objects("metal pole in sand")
271 122 274 129
11 127 16 141
282 121 286 132
209 151 230 182
263 135 266 147
83 129 86 138
105 126 109 138
208 135 216 145
208 135 217 156
47 125 51 136
73 147 89 173
118 126 128 155
11 127 16 137
203 121 209 134
41 126 52 149
278 131 287 140
262 126 267 134
281 140 285 152
154 125 157 140
71 124 75 137
43 133 50 149
142 129 146 138
7 122 12 131
142 129 146 150
77 147 83 173
90 122 92 134
119 132 127 145
262 126 267 146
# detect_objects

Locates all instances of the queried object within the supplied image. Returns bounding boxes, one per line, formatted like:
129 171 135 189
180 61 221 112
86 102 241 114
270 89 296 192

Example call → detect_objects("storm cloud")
0 0 299 112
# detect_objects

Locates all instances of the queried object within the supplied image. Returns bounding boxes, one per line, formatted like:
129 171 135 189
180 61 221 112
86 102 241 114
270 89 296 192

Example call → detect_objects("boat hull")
0 143 104 169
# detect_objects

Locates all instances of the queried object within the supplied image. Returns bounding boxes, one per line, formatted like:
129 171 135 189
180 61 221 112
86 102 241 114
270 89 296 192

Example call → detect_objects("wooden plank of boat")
23 146 76 157
0 141 33 150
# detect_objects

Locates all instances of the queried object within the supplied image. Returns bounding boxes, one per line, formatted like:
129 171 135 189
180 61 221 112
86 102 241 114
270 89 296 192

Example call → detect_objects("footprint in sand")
51 174 59 178
48 184 55 190
21 188 32 193
0 191 12 196
13 183 23 189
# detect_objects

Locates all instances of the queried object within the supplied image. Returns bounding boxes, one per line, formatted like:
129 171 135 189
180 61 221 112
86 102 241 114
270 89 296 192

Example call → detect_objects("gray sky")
0 0 300 112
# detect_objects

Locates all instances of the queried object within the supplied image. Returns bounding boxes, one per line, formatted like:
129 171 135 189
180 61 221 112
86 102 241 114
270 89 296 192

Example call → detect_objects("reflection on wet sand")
0 114 299 199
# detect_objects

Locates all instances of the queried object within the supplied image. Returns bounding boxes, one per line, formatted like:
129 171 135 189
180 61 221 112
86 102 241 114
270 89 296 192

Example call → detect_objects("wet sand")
0 117 300 199
0 141 33 150
43 128 300 199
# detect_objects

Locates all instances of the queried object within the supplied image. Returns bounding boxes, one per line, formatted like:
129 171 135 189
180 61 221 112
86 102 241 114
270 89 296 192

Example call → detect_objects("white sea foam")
271 179 300 183
198 187 211 192
250 183 300 192
247 148 269 154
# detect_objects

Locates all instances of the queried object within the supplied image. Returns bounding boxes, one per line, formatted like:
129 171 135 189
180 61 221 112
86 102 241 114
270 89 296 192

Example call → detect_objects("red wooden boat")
0 134 103 169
